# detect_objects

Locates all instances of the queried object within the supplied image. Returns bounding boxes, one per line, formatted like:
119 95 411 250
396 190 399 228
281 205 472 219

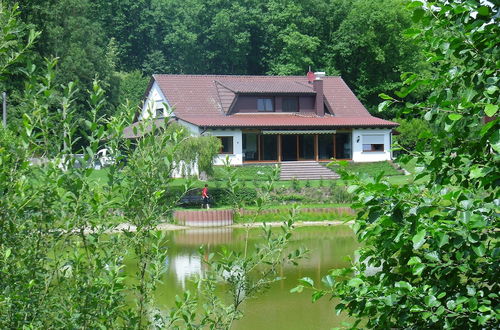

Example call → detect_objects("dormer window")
282 97 298 112
257 98 274 112
156 108 164 118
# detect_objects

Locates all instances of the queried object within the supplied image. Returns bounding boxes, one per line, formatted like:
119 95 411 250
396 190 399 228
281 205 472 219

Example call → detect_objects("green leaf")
469 166 487 179
438 234 449 248
290 285 304 293
407 256 421 266
412 230 427 250
322 275 334 288
299 277 314 288
347 278 363 288
347 185 359 194
378 100 391 112
477 6 489 16
424 295 437 307
472 243 486 257
425 251 440 262
448 113 462 121
379 93 394 100
484 104 498 117
412 263 425 276
403 28 421 38
412 8 425 22
478 305 491 312
395 281 412 290
312 290 326 302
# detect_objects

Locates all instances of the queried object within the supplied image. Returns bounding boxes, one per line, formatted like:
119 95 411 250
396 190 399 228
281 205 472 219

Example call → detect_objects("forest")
4 0 425 119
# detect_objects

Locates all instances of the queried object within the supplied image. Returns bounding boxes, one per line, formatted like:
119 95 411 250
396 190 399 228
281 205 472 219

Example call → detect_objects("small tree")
164 122 221 177
393 117 432 152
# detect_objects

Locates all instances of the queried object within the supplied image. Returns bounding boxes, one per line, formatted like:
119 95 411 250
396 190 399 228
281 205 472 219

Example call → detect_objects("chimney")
313 72 325 116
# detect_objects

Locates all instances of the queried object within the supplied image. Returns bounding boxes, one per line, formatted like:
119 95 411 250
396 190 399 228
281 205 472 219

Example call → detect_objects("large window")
257 98 274 112
282 97 298 112
242 133 258 160
299 135 314 159
318 134 334 159
362 134 385 152
218 136 234 154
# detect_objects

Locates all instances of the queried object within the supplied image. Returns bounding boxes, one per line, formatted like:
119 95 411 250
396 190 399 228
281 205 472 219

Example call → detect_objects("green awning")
262 130 337 135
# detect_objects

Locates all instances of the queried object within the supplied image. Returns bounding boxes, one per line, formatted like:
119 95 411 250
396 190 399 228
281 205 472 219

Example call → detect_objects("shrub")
393 118 432 152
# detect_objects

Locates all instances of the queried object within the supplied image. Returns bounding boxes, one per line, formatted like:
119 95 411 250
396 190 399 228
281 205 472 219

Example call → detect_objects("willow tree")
163 122 221 177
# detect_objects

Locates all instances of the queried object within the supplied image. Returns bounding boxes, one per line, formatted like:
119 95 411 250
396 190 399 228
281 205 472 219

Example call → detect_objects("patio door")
298 135 315 160
281 134 298 161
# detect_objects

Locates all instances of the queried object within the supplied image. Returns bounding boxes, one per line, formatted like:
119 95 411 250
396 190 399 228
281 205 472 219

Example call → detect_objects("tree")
393 117 432 152
115 70 149 108
325 0 424 112
300 1 499 328
263 0 322 75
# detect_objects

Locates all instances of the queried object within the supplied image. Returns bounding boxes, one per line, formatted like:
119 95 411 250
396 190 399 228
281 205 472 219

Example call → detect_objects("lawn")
326 160 403 177
212 164 277 181
89 160 415 190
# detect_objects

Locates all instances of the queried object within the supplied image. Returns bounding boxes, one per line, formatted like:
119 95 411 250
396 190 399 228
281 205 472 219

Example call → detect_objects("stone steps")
280 161 339 180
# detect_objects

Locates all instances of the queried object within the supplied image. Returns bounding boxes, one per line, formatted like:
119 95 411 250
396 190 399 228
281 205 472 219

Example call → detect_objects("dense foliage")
299 1 499 328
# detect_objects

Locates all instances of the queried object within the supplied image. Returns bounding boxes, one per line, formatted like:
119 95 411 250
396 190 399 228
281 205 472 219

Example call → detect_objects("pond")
126 225 358 329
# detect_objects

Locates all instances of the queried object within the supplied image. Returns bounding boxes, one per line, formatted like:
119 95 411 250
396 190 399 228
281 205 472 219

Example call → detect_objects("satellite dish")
307 71 315 83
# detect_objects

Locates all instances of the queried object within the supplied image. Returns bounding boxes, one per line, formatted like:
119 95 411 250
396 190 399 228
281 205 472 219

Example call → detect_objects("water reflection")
139 226 358 329
171 255 202 289
173 228 234 246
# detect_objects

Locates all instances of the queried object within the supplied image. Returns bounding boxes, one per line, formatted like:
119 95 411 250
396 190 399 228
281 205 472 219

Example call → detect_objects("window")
362 134 385 152
362 144 384 152
218 136 234 154
257 98 273 112
156 108 164 118
282 97 298 112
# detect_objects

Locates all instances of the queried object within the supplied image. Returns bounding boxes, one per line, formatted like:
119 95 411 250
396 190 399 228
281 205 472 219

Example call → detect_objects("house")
135 72 398 165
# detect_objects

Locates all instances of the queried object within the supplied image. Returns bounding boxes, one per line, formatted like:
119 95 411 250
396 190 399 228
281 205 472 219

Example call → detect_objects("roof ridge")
153 74 342 79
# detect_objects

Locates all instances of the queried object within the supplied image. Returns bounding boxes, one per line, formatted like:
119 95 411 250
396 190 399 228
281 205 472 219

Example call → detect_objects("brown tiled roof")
216 80 315 94
214 81 236 114
178 113 397 128
151 74 398 128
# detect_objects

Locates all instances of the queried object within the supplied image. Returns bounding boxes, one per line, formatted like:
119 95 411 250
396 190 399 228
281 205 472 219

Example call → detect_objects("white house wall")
206 129 243 165
140 81 170 120
177 119 201 135
352 128 393 162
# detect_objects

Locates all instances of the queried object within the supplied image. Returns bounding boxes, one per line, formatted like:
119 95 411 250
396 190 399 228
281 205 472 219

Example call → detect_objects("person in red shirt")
201 184 209 209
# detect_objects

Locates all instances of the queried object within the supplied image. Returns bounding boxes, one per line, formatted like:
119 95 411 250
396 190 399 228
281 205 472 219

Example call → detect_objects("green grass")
212 164 277 181
340 161 402 176
235 207 355 223
176 202 350 211
89 160 414 191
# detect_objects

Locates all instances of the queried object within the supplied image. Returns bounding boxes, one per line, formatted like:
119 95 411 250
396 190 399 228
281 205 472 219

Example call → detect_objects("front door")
281 134 297 161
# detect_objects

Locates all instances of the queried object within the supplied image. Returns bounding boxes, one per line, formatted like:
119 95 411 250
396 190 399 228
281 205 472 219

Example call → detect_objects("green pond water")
126 225 358 329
